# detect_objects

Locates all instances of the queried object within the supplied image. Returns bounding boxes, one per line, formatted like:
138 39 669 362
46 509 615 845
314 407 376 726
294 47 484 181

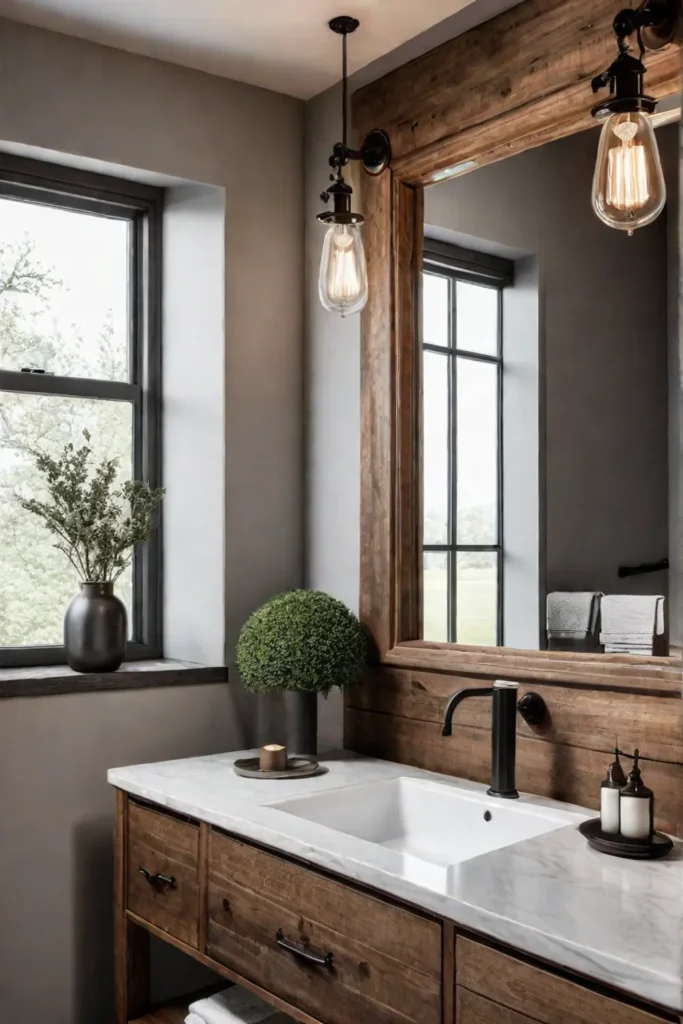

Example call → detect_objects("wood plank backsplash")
344 668 683 836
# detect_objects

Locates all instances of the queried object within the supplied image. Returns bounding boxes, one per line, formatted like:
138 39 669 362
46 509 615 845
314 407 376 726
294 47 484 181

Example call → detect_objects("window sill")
0 659 229 699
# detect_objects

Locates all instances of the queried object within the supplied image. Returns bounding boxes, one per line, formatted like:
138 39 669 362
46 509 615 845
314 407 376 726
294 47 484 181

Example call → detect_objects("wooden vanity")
115 791 678 1024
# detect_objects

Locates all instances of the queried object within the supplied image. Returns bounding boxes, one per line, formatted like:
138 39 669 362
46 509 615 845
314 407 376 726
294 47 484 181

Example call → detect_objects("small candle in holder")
259 744 287 772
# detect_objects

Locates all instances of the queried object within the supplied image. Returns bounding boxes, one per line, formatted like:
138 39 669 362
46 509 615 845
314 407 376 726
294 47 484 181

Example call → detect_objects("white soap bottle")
620 750 654 840
599 751 626 834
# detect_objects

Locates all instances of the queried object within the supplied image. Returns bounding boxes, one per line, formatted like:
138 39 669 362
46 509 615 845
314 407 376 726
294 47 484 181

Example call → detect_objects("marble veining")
108 751 683 1011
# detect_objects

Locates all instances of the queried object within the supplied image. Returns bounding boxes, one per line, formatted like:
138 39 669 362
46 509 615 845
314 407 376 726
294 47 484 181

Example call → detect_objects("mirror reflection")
421 117 680 657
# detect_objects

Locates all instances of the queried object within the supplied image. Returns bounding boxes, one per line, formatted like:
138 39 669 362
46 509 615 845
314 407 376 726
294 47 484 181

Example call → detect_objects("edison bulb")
592 111 666 234
318 222 368 316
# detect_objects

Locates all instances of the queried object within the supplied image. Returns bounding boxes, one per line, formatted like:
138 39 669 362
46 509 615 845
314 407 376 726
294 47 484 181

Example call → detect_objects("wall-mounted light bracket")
327 129 392 177
319 14 392 212
591 0 678 118
612 0 678 51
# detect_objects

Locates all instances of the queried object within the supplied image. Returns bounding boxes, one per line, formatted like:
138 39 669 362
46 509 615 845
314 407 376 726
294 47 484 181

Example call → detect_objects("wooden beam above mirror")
354 0 680 186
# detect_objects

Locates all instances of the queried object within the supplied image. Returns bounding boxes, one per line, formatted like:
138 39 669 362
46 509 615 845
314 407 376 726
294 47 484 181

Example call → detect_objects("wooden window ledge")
0 659 228 699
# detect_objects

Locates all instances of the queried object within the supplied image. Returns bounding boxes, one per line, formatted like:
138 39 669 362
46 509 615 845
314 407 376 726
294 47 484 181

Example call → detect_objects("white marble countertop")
108 751 683 1012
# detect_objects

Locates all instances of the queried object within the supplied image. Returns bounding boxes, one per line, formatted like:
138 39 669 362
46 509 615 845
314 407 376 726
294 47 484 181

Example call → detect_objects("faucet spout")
442 680 535 800
441 686 494 736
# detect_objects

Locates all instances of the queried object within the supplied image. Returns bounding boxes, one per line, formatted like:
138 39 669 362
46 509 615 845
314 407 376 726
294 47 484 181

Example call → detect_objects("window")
422 241 511 646
0 156 162 667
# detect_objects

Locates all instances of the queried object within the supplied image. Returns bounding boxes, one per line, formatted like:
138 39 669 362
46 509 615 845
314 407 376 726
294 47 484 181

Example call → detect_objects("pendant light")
591 0 677 235
317 16 391 316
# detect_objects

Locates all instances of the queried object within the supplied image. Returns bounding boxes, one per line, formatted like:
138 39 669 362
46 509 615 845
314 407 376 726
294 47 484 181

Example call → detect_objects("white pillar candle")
600 787 620 834
259 744 287 772
620 796 651 839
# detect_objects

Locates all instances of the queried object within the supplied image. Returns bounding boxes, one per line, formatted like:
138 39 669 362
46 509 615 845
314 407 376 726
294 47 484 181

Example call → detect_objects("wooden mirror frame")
354 0 682 692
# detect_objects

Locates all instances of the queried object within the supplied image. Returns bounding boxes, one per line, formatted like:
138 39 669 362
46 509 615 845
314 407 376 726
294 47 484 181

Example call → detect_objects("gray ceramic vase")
64 581 127 673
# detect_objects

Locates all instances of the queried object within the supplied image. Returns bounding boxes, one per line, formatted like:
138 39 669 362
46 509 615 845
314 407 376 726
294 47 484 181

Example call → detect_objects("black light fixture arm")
591 0 677 104
321 14 391 191
331 16 355 145
327 131 393 175
589 0 678 120
611 0 677 50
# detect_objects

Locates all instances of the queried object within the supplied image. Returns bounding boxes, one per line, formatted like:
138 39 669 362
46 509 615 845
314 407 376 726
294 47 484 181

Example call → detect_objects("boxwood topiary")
237 589 368 696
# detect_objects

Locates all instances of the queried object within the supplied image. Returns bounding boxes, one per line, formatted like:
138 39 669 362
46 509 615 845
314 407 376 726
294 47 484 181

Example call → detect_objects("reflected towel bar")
618 559 669 578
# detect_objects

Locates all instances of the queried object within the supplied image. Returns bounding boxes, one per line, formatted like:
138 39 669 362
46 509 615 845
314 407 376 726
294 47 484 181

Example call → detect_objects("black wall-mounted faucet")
442 681 546 799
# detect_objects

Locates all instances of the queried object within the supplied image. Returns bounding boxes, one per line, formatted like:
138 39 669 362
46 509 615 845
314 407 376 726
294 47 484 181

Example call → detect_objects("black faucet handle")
517 692 546 727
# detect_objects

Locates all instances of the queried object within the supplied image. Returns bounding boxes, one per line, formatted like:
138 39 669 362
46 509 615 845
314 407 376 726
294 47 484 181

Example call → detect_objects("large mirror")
420 114 680 658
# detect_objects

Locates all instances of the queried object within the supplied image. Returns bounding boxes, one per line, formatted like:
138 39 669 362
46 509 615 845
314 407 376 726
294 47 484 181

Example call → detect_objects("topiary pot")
286 691 318 756
237 590 368 757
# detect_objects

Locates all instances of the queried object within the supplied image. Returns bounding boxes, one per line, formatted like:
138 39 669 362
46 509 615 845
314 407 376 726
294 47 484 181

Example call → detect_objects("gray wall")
425 126 674 605
163 185 226 666
502 256 542 647
0 17 304 1023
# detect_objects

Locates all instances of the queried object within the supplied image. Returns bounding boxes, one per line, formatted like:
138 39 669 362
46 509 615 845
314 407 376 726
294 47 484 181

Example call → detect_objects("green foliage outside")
237 590 368 696
423 564 497 645
20 432 164 583
0 213 139 646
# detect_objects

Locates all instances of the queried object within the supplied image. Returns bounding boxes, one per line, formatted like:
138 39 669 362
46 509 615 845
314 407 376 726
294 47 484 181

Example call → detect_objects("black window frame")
422 240 512 647
0 154 163 668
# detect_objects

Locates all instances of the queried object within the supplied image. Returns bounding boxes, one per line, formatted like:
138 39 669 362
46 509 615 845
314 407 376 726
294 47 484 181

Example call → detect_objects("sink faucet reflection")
442 681 546 799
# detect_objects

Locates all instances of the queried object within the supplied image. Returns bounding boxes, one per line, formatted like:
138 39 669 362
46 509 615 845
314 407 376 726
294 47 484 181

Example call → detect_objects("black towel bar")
618 559 669 578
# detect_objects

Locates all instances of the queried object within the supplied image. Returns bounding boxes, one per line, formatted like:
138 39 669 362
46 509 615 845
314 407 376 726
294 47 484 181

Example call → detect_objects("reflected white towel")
600 594 665 637
547 592 601 636
604 645 653 655
188 988 291 1024
600 633 658 643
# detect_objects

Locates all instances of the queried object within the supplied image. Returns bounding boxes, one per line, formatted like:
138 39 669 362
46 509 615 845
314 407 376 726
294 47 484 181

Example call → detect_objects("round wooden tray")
578 818 673 859
233 756 327 780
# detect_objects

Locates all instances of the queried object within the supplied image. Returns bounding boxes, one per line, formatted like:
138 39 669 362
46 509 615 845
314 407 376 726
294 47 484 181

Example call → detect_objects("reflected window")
422 244 509 646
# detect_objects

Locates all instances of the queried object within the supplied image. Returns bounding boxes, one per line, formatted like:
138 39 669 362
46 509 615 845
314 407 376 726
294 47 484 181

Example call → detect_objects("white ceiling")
0 0 478 99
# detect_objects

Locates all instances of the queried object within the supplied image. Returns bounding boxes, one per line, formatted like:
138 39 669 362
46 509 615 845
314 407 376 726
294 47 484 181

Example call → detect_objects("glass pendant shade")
318 222 368 316
592 111 666 233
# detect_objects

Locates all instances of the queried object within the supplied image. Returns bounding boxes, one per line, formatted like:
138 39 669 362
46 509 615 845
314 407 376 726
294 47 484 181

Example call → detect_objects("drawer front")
208 832 442 1024
456 938 666 1024
457 987 534 1024
127 802 200 948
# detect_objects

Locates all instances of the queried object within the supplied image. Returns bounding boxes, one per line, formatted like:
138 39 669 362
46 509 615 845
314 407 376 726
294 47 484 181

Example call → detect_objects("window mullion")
0 370 140 403
131 212 146 644
497 286 504 646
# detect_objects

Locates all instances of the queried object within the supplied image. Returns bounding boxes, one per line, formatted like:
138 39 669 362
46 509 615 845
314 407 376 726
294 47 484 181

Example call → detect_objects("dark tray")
578 818 673 859
233 756 327 780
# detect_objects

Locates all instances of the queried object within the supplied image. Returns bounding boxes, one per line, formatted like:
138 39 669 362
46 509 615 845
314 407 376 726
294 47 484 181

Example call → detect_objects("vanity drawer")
207 832 442 1024
457 987 536 1024
456 938 666 1024
126 801 200 948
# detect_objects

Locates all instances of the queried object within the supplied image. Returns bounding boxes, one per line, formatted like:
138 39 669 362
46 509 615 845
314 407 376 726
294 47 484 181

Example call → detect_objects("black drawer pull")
138 867 176 892
276 929 334 969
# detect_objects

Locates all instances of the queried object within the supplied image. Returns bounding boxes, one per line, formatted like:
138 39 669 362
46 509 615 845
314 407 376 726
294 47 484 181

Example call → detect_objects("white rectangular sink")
270 776 575 868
